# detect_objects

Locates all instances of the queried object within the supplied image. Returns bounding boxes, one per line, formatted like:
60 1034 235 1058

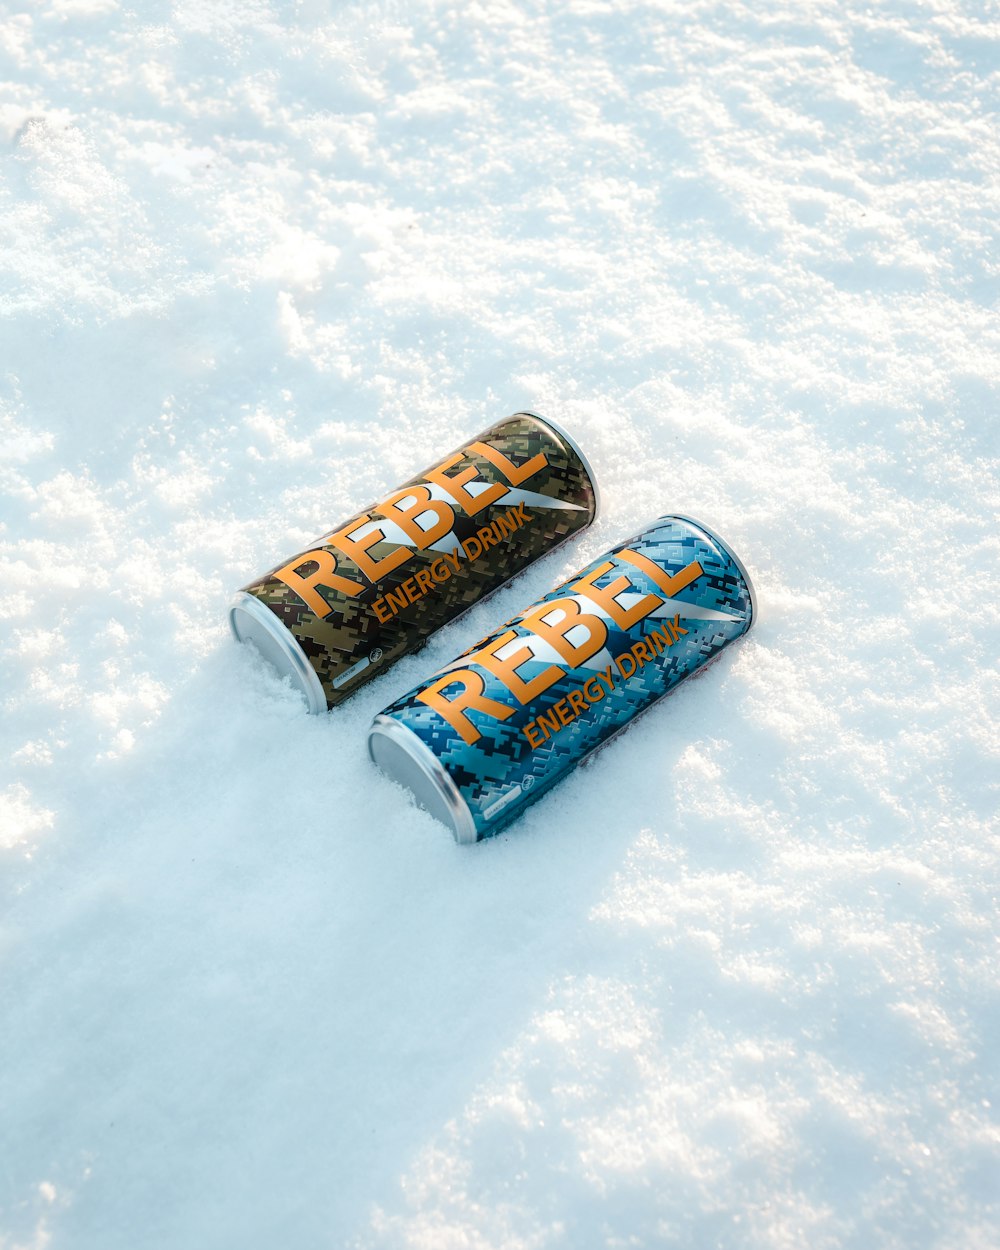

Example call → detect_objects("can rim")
228 591 329 713
516 410 602 521
368 713 479 844
660 513 759 628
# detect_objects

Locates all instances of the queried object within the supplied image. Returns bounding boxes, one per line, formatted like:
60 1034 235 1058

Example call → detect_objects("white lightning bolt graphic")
433 587 741 678
312 480 587 555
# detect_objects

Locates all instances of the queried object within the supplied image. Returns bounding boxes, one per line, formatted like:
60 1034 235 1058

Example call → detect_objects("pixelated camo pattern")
376 517 754 840
239 414 596 707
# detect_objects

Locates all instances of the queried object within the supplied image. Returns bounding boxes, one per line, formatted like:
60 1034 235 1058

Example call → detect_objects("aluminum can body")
368 515 756 842
229 412 599 710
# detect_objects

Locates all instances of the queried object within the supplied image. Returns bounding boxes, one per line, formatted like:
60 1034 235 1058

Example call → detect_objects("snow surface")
2 1 999 1247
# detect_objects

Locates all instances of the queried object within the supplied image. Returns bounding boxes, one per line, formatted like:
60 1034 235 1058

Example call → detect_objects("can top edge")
229 591 329 713
658 513 759 629
369 714 479 844
515 410 602 522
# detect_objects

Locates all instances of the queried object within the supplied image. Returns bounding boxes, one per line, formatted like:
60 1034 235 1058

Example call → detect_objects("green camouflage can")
229 412 600 711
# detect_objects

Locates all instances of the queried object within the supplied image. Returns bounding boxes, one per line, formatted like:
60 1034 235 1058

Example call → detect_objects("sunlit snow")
2 2 998 1248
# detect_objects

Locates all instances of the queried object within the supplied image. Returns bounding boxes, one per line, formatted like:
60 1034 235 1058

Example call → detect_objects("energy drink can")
229 412 599 710
368 515 756 842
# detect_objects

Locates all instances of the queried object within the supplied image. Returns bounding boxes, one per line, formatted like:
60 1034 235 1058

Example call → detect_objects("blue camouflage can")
368 515 757 842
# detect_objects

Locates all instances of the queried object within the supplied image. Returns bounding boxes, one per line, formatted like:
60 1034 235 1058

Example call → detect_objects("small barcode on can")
483 786 522 820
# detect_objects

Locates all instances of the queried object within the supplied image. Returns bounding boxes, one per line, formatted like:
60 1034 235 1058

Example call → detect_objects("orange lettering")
416 669 513 745
618 550 704 599
616 652 636 679
523 721 545 749
566 688 588 718
376 485 454 548
477 524 499 552
329 516 409 584
582 675 607 702
519 597 608 667
572 560 661 629
385 586 409 615
474 630 564 704
468 439 547 486
425 452 506 517
273 548 364 617
647 626 669 653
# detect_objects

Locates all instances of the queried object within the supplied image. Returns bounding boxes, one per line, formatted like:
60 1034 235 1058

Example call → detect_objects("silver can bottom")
368 714 478 844
228 591 329 714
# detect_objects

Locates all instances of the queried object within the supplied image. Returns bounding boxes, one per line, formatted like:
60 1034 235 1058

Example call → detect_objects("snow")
1 1 998 1247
